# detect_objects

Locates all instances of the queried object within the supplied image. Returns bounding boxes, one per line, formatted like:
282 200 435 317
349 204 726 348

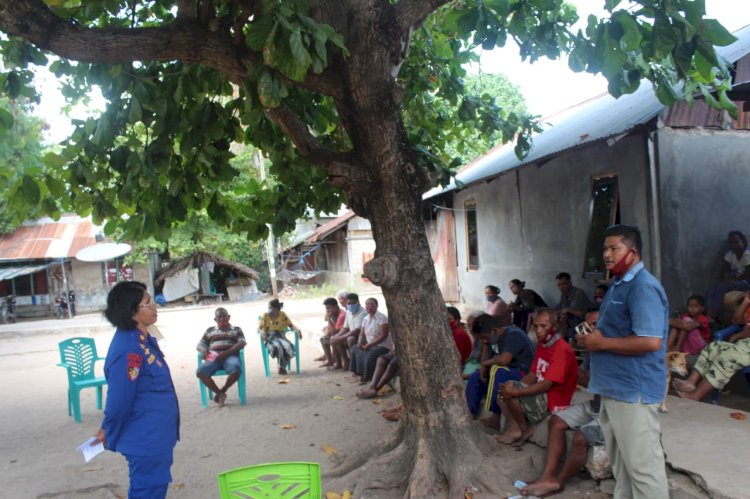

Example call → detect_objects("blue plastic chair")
259 329 300 377
217 462 321 499
197 349 247 407
57 337 107 423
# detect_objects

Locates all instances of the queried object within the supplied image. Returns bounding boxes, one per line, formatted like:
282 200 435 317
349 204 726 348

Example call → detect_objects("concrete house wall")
657 128 750 305
446 126 750 313
452 133 653 311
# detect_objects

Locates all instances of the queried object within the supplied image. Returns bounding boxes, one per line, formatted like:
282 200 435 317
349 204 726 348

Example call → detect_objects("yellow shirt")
259 311 293 333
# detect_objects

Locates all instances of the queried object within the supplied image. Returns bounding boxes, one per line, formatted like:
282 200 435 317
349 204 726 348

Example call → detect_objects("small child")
667 294 710 355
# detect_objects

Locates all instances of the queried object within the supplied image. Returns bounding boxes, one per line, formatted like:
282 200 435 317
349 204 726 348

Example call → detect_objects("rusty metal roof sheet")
424 24 750 199
305 210 356 244
0 216 99 262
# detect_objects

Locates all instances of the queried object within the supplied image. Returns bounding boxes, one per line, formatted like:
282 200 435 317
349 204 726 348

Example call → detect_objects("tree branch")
0 0 343 98
394 0 450 34
265 104 348 164
264 104 372 191
177 0 197 20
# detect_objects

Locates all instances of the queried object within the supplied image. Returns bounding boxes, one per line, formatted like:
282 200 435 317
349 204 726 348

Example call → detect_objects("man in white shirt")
330 293 367 370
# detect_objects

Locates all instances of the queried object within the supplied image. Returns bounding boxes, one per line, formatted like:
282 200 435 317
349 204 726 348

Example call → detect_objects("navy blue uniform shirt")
102 329 180 456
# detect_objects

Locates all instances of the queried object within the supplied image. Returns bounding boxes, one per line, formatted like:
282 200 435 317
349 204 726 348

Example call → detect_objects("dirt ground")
0 295 688 498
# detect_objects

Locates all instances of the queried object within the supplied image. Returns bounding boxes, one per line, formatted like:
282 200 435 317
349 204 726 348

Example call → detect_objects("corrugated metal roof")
663 79 750 129
305 210 355 244
0 264 51 281
0 216 99 262
424 24 750 199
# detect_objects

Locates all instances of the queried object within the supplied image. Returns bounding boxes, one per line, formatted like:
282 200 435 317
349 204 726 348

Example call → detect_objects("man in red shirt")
495 308 578 446
447 306 472 366
318 294 348 367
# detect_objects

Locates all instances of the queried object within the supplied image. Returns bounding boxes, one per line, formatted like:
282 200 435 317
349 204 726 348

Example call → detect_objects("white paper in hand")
76 437 105 463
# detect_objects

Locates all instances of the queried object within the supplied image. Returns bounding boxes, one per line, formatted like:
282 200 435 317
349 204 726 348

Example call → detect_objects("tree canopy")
0 96 47 234
0 1 738 496
1 0 735 244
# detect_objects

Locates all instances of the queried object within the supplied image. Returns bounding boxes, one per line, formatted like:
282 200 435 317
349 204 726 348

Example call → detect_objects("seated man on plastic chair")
197 307 246 407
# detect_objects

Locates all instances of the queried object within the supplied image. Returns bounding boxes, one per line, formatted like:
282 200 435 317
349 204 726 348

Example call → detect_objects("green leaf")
19 175 41 205
654 79 678 106
693 50 715 81
613 12 641 50
42 151 66 169
0 106 13 129
262 21 281 67
529 0 557 10
717 89 738 118
257 71 280 108
128 97 142 123
696 19 737 47
672 42 695 79
653 14 677 59
484 0 510 17
287 30 312 81
91 115 113 146
5 72 21 99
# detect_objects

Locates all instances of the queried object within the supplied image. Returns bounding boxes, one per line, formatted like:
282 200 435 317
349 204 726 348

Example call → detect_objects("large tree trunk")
0 0 505 496
322 3 500 497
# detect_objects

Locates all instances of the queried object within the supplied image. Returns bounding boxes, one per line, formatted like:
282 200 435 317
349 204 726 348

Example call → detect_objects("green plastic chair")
57 337 107 423
197 349 247 407
217 462 321 499
259 328 300 377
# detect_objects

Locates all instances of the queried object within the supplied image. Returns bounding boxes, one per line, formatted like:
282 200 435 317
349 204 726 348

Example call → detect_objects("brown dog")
660 351 688 412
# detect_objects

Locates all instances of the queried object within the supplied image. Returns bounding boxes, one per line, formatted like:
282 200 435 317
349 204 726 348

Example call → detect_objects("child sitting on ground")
667 294 710 356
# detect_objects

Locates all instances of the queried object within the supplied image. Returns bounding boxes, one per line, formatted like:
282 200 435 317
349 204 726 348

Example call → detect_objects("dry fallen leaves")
730 412 746 421
325 490 351 499
171 483 185 490
280 424 297 430
332 395 344 400
377 385 392 395
278 378 290 384
321 444 337 455
372 399 383 405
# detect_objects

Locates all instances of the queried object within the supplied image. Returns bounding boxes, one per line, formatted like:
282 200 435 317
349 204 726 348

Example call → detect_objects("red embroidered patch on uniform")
127 353 142 381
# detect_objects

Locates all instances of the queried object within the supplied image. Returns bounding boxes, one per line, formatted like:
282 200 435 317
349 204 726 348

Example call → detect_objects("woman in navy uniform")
92 281 180 498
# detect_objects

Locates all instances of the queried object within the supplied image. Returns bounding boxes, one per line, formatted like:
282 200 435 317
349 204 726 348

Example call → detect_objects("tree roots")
325 419 509 498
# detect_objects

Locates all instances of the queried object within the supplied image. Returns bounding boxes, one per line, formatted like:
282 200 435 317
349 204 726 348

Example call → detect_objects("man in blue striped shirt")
196 307 246 406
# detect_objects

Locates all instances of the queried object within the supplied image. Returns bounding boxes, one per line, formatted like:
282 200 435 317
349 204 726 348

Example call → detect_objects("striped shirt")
198 325 246 353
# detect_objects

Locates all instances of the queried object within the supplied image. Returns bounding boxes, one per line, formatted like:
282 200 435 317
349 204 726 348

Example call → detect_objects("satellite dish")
75 243 132 262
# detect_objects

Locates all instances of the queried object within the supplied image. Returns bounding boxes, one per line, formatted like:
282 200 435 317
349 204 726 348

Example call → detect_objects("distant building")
0 215 149 316
279 210 377 292
424 25 750 311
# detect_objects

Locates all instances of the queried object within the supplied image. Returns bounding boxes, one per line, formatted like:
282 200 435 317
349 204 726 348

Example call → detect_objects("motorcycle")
55 291 76 319
1 295 16 324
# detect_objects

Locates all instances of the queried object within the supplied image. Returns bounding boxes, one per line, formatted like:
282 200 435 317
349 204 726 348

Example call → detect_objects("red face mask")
609 250 633 277
540 326 557 344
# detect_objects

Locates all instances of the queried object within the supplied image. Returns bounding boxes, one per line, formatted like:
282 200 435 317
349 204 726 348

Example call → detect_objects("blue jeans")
465 366 523 416
196 355 242 376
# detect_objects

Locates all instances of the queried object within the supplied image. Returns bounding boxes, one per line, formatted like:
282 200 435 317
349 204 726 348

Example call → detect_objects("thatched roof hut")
154 251 259 286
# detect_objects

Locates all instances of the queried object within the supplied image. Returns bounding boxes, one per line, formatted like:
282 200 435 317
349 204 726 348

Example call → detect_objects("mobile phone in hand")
575 322 593 335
